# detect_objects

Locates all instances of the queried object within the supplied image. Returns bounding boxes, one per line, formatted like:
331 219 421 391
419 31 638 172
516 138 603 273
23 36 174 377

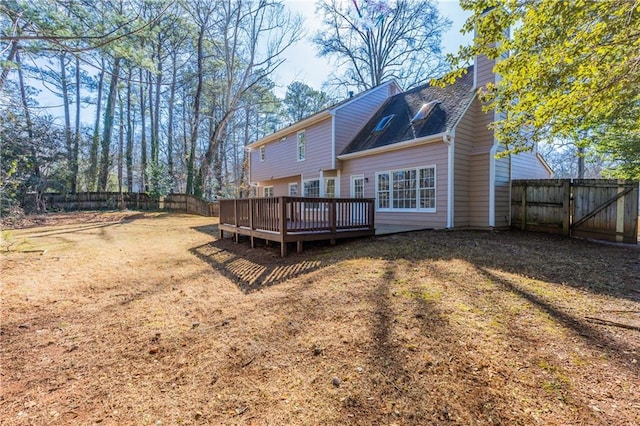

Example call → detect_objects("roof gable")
247 80 402 149
340 68 475 155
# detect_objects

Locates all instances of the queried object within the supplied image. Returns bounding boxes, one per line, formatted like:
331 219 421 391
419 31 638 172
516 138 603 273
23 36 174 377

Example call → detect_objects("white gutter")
247 111 332 149
445 129 455 228
337 131 447 160
330 111 336 170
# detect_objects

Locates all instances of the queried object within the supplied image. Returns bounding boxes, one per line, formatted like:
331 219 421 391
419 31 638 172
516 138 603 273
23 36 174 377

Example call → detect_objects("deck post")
329 199 336 245
249 198 255 248
280 197 288 257
368 199 375 231
233 199 239 243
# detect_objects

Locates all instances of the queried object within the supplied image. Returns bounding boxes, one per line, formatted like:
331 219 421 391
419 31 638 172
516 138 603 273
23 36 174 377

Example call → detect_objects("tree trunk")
118 88 124 204
139 68 148 192
153 41 162 164
72 56 80 192
167 51 177 189
0 40 19 91
88 57 105 191
126 67 134 192
59 52 73 191
16 48 42 211
186 23 205 195
99 57 121 191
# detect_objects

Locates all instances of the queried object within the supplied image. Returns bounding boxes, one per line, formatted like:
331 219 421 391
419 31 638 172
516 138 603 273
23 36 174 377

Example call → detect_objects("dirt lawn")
1 211 639 425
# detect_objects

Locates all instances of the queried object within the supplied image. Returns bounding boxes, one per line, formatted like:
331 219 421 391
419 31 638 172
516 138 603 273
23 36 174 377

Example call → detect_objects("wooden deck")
218 197 375 256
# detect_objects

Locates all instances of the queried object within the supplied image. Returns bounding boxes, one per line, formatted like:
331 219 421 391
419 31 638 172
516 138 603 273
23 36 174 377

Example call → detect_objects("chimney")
473 8 508 90
348 90 354 98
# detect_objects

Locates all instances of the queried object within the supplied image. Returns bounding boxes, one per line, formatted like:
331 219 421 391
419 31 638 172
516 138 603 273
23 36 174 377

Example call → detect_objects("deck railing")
219 196 375 234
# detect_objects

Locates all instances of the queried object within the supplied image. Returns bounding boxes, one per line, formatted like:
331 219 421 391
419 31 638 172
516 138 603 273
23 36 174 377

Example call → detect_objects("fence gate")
511 179 639 244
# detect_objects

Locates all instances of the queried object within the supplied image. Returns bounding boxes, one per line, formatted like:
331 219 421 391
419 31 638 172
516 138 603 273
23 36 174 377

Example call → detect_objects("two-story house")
247 55 551 230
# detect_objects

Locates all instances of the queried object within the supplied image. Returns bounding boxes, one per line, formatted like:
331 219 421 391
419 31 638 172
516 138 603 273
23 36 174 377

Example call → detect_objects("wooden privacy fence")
41 192 219 217
219 196 375 256
511 179 639 244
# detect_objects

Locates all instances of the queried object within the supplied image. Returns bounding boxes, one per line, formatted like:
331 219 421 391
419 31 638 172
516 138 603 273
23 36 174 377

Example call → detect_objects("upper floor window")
260 145 266 162
297 130 306 161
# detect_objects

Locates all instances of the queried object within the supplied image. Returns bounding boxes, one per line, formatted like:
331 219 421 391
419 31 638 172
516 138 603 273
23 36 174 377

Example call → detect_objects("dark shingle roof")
340 67 475 155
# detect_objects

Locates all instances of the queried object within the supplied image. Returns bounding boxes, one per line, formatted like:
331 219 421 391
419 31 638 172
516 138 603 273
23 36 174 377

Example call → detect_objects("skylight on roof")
373 114 395 132
411 101 440 123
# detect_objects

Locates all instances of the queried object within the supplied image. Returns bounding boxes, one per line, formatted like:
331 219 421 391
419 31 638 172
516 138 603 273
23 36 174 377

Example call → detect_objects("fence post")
562 180 571 236
329 199 337 245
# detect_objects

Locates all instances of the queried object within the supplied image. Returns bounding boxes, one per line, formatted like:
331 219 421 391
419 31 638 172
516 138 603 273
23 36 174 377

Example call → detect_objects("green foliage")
282 81 333 123
445 0 640 179
145 160 172 200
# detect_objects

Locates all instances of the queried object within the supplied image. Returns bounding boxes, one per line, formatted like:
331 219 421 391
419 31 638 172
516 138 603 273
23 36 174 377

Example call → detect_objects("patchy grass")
1 212 639 425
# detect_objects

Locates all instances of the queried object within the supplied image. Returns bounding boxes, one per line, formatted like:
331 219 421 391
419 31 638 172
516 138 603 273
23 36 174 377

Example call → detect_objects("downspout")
444 129 454 228
330 111 336 170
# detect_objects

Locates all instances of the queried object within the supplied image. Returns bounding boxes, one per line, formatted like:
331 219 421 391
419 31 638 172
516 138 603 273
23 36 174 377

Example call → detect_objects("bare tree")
314 0 450 90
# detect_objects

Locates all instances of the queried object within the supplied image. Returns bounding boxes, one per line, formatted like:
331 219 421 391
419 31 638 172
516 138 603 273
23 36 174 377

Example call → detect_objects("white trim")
350 174 365 198
447 131 455 228
296 130 306 162
302 177 320 197
324 176 337 198
247 80 401 150
247 111 330 148
332 80 402 113
288 182 299 196
473 54 478 90
336 169 341 197
330 112 336 170
375 165 437 213
337 132 447 160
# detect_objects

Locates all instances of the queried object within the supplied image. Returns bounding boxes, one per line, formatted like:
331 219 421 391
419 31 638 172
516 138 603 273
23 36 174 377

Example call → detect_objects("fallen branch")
585 317 640 331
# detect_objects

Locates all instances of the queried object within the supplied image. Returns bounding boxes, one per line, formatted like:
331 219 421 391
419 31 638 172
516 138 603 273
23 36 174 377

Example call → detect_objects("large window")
376 166 436 212
297 130 306 161
303 179 319 197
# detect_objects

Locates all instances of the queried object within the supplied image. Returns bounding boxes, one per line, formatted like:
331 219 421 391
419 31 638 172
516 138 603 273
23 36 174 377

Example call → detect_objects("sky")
31 1 472 121
273 0 472 96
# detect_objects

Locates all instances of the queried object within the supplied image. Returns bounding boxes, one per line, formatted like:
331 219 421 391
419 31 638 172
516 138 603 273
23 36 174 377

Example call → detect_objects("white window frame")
297 130 306 162
260 145 266 162
288 182 299 196
350 175 365 198
263 186 274 197
303 178 319 197
375 165 436 213
324 177 336 198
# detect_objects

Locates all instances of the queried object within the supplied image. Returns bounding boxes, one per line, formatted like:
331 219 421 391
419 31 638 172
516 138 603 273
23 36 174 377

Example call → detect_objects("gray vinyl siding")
475 54 495 88
334 84 397 156
468 101 494 228
453 103 475 228
340 142 449 228
256 176 300 197
250 118 333 182
511 151 551 179
494 151 511 228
